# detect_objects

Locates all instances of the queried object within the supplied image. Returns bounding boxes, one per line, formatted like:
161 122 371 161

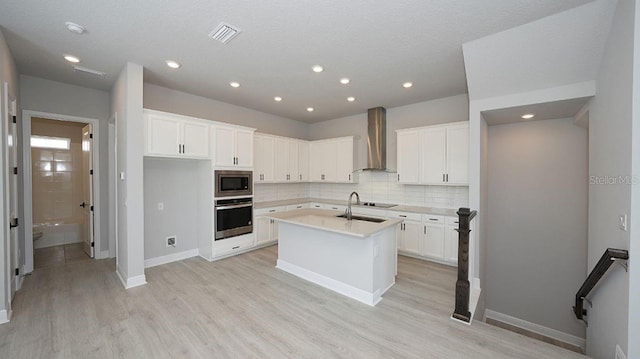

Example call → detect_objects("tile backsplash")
254 171 468 209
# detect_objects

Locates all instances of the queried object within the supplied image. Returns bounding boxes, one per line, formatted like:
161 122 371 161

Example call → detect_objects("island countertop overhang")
265 208 402 238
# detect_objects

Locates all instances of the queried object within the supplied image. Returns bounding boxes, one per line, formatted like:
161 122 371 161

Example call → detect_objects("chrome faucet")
346 191 360 220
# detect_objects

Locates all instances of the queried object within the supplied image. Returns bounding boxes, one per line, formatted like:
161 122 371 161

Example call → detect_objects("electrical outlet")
615 345 626 359
158 202 164 211
619 214 628 231
166 236 176 247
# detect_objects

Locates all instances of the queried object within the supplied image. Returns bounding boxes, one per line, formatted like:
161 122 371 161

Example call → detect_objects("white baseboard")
484 309 586 351
276 259 381 306
116 268 147 289
145 249 199 268
0 309 10 324
95 250 110 260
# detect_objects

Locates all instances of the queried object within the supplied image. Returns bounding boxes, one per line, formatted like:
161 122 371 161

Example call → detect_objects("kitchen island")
266 208 402 306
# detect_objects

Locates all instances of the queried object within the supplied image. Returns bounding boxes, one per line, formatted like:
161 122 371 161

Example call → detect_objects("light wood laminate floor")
0 245 587 358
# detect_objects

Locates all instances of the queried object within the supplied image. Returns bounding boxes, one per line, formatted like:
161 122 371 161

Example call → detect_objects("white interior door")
5 84 19 298
81 124 94 258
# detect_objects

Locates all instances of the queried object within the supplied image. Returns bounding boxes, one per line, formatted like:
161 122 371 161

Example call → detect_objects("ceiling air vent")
209 22 241 44
73 65 106 78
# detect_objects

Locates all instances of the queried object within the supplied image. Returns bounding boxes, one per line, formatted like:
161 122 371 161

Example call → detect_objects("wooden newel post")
453 207 473 322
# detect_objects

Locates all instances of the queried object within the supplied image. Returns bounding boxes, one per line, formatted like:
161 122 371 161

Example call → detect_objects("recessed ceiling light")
312 65 324 73
307 107 314 112
340 78 350 84
65 22 86 35
521 113 535 119
165 60 181 69
347 97 355 102
402 82 413 88
64 55 80 63
274 96 282 102
230 81 240 88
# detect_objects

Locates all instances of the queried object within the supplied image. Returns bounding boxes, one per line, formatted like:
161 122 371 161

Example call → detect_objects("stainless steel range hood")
364 107 387 171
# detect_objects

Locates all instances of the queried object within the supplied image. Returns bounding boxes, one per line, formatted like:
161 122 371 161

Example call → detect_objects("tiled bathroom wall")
255 171 469 209
31 118 86 225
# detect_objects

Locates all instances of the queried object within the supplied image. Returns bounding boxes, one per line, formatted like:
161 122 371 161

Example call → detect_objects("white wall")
308 94 469 171
19 75 111 253
143 83 308 139
111 63 145 288
486 118 587 340
586 0 635 356
0 27 20 322
143 158 201 259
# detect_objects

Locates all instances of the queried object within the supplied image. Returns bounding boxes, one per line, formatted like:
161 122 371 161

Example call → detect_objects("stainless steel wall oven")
215 197 253 240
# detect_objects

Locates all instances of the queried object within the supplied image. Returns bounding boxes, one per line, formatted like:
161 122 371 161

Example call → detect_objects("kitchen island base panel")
276 222 396 306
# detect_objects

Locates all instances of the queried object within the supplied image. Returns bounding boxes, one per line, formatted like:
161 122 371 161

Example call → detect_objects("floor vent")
209 22 241 44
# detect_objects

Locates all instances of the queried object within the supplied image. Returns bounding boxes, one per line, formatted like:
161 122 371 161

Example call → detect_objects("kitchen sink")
335 214 386 223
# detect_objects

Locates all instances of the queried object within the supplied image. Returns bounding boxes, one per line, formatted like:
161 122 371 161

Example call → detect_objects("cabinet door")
254 135 275 182
235 130 254 167
309 142 324 181
214 126 236 166
274 138 290 182
182 121 210 158
445 223 459 264
423 222 445 259
402 220 422 255
396 130 421 184
146 114 181 156
335 138 354 182
446 124 469 185
298 141 309 182
288 141 299 182
322 141 338 181
255 216 272 245
421 128 446 184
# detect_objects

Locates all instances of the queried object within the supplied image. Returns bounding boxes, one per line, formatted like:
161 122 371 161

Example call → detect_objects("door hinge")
91 242 94 247
90 169 93 175
12 116 16 124
90 205 94 211
89 133 93 139
13 167 18 175
15 268 19 276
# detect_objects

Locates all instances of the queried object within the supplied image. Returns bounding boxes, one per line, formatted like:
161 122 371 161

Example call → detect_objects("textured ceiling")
0 0 594 123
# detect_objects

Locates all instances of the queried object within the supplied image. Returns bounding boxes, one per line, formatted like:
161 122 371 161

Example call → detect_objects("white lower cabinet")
444 217 459 264
390 212 422 256
391 211 457 266
423 215 446 260
255 206 286 246
286 203 310 211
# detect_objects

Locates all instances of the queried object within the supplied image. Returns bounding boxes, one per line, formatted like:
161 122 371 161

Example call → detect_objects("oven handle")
215 203 253 210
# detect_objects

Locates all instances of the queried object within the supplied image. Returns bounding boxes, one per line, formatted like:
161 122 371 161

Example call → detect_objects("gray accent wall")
20 75 111 253
143 83 308 139
308 94 469 170
486 118 588 338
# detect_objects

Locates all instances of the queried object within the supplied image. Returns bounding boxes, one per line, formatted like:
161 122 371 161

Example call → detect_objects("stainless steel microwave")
214 170 252 198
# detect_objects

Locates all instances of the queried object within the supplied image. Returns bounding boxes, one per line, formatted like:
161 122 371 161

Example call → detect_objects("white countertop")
254 197 459 217
265 208 402 238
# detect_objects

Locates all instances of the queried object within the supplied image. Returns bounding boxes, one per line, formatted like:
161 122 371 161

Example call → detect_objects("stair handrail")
573 248 629 324
452 207 477 323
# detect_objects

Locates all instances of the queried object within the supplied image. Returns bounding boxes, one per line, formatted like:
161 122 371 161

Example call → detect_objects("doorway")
22 111 101 273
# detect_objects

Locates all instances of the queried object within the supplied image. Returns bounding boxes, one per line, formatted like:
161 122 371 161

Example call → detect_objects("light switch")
158 203 164 211
619 214 628 231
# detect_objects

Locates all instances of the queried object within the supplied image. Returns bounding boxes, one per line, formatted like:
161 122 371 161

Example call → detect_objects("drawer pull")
269 210 276 212
399 215 407 218
429 218 439 221
232 246 240 250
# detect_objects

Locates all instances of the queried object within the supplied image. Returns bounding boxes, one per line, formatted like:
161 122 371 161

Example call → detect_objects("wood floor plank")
0 245 588 358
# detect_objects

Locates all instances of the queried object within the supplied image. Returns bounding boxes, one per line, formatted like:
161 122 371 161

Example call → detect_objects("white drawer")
424 215 446 223
310 203 324 209
324 204 346 211
212 234 255 257
255 206 287 215
388 211 422 221
445 216 459 226
286 203 310 211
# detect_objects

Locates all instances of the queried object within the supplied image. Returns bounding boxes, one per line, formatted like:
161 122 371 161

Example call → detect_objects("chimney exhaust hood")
364 107 387 171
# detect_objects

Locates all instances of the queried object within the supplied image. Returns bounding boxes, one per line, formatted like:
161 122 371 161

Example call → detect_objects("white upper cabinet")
396 121 469 186
144 110 210 159
214 126 254 168
309 136 356 183
298 141 309 182
396 130 421 184
274 138 290 182
254 135 275 182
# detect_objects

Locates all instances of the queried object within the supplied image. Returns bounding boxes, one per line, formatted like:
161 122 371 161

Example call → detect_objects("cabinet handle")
178 144 181 154
424 226 426 234
397 174 400 181
182 144 185 154
399 215 407 218
232 245 240 250
269 210 276 213
429 218 439 221
443 174 445 182
446 174 449 182
348 174 351 181
299 174 302 180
